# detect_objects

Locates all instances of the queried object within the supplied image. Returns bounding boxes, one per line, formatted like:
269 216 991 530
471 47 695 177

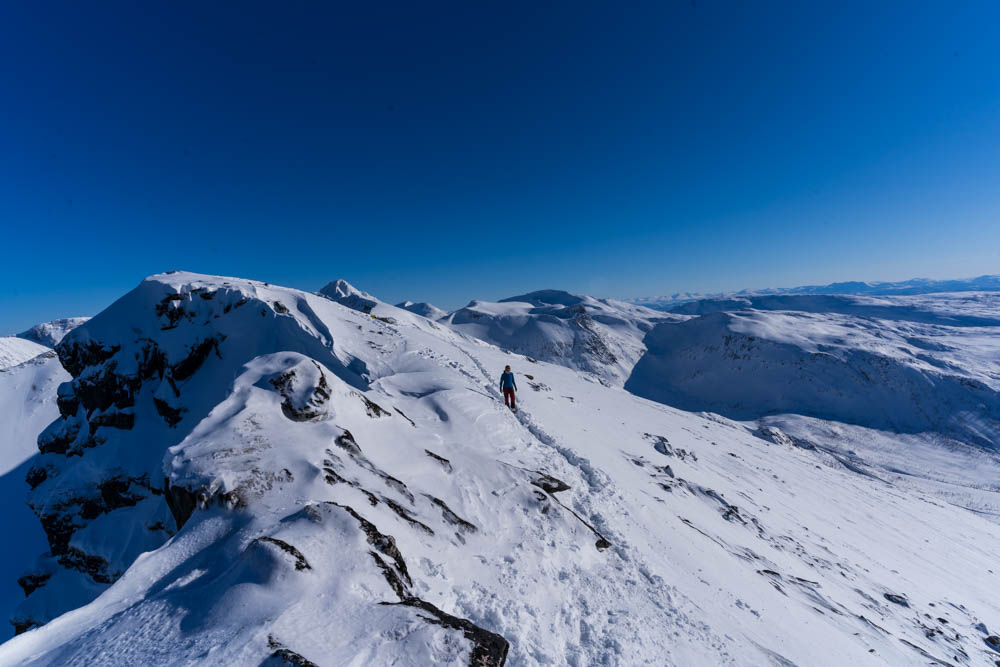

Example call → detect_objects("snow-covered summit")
319 278 381 314
16 318 90 348
395 301 447 320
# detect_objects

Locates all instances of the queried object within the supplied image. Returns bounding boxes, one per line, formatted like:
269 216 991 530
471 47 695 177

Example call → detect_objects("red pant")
503 388 516 409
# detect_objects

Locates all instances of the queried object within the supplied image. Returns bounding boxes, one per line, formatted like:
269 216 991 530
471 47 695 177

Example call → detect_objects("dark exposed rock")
273 301 289 314
329 503 508 666
644 432 674 456
58 547 117 584
424 449 452 472
330 503 412 593
530 473 570 494
164 479 199 530
154 397 185 427
154 293 188 329
427 495 478 534
263 636 319 667
13 620 39 635
74 363 140 414
985 635 1000 652
38 419 81 455
383 498 434 535
257 537 311 571
25 463 53 490
57 340 120 378
56 389 79 419
88 410 135 433
172 336 222 381
271 364 331 422
394 407 416 427
360 395 390 418
17 571 52 597
884 593 910 607
334 431 362 456
385 597 510 667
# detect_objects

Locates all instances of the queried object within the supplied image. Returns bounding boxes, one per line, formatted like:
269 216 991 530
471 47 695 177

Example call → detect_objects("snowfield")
1 274 999 665
0 338 50 372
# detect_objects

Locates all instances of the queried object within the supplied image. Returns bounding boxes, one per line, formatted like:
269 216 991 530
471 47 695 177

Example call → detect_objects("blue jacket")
500 371 516 391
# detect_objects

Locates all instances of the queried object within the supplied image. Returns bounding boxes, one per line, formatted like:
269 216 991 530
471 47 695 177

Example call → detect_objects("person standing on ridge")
500 365 517 412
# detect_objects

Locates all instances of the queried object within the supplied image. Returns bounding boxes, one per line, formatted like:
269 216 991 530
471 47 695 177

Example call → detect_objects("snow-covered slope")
440 290 676 386
1 272 999 665
0 338 50 371
17 318 90 348
0 352 69 641
396 300 447 320
627 293 1000 446
631 274 1000 309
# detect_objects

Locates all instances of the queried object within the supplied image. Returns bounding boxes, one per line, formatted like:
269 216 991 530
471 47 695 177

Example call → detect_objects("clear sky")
2 1 999 332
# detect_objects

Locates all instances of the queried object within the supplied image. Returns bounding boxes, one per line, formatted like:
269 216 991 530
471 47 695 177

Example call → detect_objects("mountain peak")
498 289 584 307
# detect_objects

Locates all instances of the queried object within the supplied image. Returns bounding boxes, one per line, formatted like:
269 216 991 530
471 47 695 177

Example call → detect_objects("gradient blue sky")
2 1 999 332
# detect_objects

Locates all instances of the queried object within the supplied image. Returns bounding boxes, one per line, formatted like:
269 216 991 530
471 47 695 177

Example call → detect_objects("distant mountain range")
628 274 1000 309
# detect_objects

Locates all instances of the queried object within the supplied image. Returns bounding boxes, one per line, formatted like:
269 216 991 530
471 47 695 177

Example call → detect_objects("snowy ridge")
2 273 1000 665
395 301 447 320
626 293 1000 448
16 319 91 348
0 338 50 371
630 274 1000 309
440 289 677 386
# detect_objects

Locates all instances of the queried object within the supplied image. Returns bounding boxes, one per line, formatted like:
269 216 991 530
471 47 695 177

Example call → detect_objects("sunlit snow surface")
1 274 999 665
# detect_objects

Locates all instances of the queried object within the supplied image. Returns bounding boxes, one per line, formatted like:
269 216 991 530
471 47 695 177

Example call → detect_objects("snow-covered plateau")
1 274 999 666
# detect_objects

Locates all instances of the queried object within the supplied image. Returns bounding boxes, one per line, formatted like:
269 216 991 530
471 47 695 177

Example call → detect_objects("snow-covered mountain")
395 301 447 320
439 290 677 386
318 279 380 314
17 318 91 348
3 273 1000 665
631 274 1000 309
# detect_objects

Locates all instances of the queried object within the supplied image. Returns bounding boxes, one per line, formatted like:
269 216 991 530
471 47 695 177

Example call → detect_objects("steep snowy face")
0 338 50 371
17 318 90 348
395 301 447 320
442 290 675 385
626 295 1000 448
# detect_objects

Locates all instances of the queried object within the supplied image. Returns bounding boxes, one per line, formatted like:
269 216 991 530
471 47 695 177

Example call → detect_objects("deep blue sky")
2 1 999 332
